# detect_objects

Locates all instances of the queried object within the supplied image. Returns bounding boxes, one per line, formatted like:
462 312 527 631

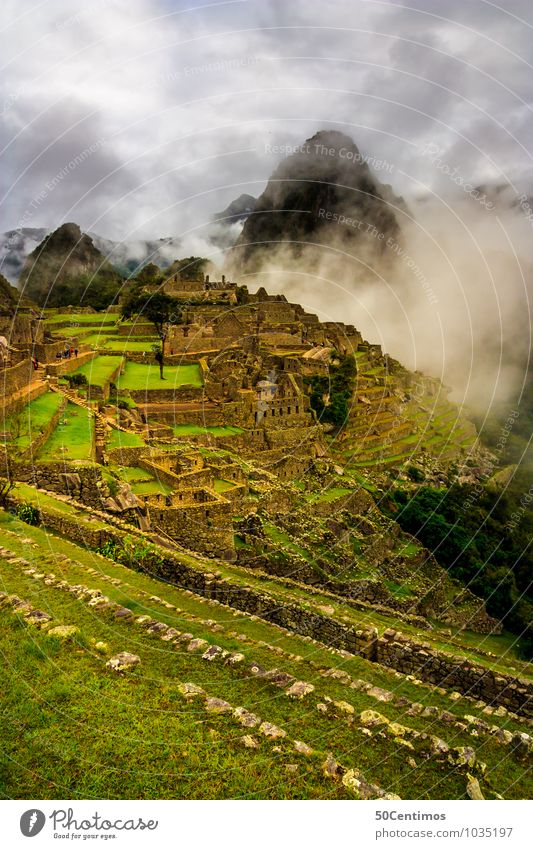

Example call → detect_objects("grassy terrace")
43 312 120 325
69 355 123 387
106 429 145 450
117 362 203 390
37 403 94 461
0 510 531 799
1 391 64 453
81 335 158 352
173 424 243 437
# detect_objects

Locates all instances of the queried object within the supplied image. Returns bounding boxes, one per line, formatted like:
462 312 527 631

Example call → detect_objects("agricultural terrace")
37 403 94 461
117 362 203 390
69 356 124 387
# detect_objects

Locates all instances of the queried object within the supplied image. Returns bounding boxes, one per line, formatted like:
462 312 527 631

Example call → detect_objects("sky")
2 0 533 242
1 0 532 408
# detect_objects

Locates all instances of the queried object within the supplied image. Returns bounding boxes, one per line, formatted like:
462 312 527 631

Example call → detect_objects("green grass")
1 392 64 453
106 429 145 449
43 312 120 325
213 479 236 493
130 479 172 496
117 362 203 391
82 335 158 352
173 424 243 437
0 510 531 800
69 356 123 388
37 403 94 461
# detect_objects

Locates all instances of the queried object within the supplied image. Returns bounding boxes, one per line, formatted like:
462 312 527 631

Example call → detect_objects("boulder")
106 652 140 672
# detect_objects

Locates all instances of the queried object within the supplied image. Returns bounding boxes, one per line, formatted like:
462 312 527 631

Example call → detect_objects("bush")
66 373 88 387
17 502 40 526
98 535 164 574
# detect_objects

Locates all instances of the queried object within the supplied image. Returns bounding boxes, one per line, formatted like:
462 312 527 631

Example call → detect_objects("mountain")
231 130 405 273
90 233 183 275
1 228 183 284
212 193 256 224
18 223 124 310
0 228 49 283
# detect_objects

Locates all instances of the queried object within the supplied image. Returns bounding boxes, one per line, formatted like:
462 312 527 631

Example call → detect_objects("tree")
122 289 181 380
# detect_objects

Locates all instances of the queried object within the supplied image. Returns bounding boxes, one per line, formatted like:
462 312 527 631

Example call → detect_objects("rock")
226 652 245 665
367 686 394 702
294 740 314 756
94 641 108 654
453 746 476 768
342 768 362 794
429 737 450 756
178 683 206 700
161 628 180 641
248 662 266 677
25 609 52 627
202 645 224 661
322 753 342 779
205 698 232 713
259 722 286 740
187 638 209 652
106 652 140 672
234 707 260 728
285 764 298 774
493 728 513 745
241 735 259 749
46 625 79 640
286 680 315 699
360 710 388 728
407 757 418 769
264 669 295 688
388 722 408 737
333 700 355 715
466 774 485 800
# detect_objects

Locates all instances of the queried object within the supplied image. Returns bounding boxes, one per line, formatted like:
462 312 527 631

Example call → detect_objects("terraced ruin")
0 270 531 800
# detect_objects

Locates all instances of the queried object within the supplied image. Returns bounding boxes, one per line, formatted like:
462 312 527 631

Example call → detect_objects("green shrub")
17 502 40 526
66 373 88 387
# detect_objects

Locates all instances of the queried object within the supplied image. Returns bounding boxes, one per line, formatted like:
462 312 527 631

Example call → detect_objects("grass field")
106 429 145 449
1 392 64 453
173 424 243 437
69 356 123 387
117 362 203 390
0 507 531 800
37 403 94 461
81 335 158 352
43 313 120 325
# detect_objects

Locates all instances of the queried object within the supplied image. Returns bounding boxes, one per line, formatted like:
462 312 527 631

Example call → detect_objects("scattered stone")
202 645 224 661
264 669 295 688
178 683 206 700
259 722 286 740
333 700 355 715
453 746 476 768
285 764 298 774
187 638 209 652
25 609 52 627
106 652 140 672
226 652 245 665
205 698 232 713
286 680 315 699
47 625 79 640
466 774 484 800
241 735 259 749
94 641 108 654
360 710 388 728
367 686 394 703
234 707 260 728
294 740 313 756
322 753 342 779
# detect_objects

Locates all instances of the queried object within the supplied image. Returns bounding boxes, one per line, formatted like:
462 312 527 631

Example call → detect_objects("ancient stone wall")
0 358 34 397
45 350 96 377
